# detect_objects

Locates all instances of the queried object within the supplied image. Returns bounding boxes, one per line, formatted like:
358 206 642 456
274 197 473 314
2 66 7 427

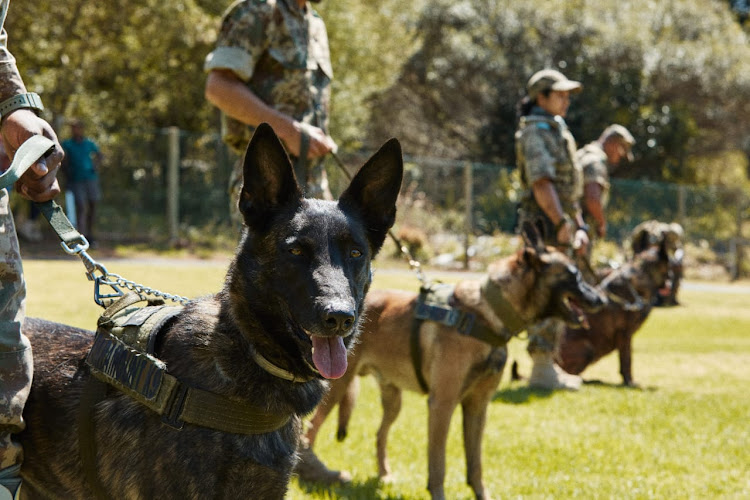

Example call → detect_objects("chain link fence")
66 128 749 277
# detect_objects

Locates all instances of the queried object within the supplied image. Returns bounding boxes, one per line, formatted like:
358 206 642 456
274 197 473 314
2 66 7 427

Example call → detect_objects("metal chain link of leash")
57 226 190 307
6 135 189 308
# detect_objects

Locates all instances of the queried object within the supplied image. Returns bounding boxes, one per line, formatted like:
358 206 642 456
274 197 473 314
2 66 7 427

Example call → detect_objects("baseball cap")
526 69 582 100
601 124 635 161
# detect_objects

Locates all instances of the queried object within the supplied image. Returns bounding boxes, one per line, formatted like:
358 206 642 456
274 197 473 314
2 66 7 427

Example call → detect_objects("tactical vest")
515 115 583 238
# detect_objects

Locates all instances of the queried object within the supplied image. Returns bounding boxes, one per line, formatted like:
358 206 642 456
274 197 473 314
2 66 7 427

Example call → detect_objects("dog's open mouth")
310 334 348 379
563 294 589 329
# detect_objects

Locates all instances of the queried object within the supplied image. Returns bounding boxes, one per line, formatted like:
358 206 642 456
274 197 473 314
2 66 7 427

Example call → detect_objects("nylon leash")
5 136 188 307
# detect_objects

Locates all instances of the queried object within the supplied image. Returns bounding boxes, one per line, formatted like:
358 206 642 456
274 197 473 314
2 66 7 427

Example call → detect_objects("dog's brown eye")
290 247 303 256
350 249 362 258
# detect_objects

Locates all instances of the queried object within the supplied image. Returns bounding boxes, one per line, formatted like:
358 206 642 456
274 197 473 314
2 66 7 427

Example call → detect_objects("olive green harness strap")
410 316 431 394
410 280 529 393
78 294 292 498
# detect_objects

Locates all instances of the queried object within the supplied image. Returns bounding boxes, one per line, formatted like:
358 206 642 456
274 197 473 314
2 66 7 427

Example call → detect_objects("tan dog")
300 226 606 500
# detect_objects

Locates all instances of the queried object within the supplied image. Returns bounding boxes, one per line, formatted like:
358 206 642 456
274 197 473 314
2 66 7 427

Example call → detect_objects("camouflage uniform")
516 109 583 244
576 141 609 282
0 0 34 489
515 108 583 389
204 0 333 222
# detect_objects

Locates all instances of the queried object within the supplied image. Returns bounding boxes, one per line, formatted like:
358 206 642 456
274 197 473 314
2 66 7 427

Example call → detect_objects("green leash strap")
0 134 54 190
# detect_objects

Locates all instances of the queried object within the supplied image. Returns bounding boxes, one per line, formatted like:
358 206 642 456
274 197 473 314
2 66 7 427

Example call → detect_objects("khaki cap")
601 124 635 161
526 69 582 100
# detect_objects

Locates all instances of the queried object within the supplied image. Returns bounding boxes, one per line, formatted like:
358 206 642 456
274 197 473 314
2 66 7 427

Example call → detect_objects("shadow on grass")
296 476 410 500
493 379 658 404
581 379 658 392
492 385 555 404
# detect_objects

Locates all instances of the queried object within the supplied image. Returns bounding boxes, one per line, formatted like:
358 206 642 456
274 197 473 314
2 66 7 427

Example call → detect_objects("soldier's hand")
573 229 590 256
1 109 63 202
556 222 573 246
293 122 337 160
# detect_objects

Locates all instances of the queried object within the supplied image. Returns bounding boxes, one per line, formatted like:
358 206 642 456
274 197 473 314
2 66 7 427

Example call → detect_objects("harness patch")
87 333 165 401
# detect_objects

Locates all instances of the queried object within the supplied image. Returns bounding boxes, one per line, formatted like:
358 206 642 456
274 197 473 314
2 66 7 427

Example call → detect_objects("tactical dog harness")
410 281 527 393
79 292 292 498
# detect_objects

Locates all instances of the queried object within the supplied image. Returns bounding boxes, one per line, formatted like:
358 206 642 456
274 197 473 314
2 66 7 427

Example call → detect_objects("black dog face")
230 124 403 380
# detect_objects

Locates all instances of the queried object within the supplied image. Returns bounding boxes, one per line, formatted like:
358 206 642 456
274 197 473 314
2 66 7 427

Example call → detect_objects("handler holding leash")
0 2 64 497
515 69 588 391
204 0 337 227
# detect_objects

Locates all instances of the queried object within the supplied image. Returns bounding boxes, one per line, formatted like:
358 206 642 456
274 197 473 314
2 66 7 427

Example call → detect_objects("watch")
0 92 44 121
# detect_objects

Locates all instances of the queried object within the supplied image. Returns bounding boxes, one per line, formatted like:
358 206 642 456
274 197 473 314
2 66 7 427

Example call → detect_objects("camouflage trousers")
228 155 332 227
0 189 31 471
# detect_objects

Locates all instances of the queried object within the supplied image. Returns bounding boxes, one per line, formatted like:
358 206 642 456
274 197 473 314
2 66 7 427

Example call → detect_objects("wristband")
577 223 590 235
0 92 44 121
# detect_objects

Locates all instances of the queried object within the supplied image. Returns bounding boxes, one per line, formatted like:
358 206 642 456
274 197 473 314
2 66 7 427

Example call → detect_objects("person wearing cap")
577 124 635 240
515 68 587 391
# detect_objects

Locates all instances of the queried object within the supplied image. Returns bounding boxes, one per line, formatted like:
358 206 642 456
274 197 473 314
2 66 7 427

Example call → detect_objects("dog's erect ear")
239 123 302 230
521 220 546 254
339 138 404 253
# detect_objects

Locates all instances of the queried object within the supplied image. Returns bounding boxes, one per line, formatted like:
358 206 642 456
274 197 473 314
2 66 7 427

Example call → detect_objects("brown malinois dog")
557 241 670 386
16 123 403 499
302 225 606 500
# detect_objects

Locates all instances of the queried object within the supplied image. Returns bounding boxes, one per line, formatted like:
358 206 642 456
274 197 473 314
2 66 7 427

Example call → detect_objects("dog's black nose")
324 309 355 333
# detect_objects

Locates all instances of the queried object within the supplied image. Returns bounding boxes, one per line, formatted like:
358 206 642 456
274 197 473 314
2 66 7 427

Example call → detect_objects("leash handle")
0 135 55 190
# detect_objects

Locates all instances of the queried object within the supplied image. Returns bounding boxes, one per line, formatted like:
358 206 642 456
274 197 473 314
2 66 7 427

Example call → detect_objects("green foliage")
368 0 750 188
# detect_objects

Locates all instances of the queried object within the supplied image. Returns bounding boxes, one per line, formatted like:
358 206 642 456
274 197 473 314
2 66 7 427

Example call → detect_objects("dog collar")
251 349 315 383
479 277 528 336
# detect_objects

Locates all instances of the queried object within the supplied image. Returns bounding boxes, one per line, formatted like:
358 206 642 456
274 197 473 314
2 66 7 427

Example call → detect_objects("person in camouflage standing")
204 0 337 226
576 124 635 282
205 0 347 485
515 69 589 391
0 1 64 497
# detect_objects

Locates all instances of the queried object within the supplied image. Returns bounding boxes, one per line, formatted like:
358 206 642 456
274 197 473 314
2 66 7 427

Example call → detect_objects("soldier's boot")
294 438 352 485
0 464 22 500
528 352 582 391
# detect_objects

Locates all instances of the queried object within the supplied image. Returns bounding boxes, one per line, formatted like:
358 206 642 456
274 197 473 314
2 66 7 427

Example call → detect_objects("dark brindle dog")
302 227 606 500
557 241 670 386
17 123 403 499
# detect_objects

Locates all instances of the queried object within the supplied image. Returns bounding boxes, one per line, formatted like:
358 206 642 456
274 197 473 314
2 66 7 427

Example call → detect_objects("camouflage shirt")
0 0 26 102
631 220 683 255
515 109 583 223
577 141 610 207
204 0 333 154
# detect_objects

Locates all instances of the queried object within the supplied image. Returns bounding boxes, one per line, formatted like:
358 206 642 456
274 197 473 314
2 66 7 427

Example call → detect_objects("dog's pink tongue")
311 336 348 379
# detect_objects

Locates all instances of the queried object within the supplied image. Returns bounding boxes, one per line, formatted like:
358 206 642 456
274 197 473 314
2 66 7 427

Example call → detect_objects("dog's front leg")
461 374 502 500
617 334 636 387
426 391 460 500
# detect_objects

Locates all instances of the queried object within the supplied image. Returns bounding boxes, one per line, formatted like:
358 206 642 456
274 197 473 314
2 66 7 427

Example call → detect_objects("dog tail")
336 377 359 442
510 360 524 381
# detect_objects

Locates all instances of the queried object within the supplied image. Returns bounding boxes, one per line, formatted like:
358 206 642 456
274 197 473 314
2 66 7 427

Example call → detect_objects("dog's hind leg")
376 382 401 481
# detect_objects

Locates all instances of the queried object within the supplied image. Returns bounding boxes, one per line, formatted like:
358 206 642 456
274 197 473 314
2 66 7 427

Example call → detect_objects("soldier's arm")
583 181 606 237
0 2 63 202
531 178 572 245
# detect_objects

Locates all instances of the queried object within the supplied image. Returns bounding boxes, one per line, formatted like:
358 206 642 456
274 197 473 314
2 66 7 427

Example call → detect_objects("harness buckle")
161 384 188 430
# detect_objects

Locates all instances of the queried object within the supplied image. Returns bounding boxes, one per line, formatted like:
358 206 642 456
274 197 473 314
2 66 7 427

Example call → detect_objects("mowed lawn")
22 258 750 499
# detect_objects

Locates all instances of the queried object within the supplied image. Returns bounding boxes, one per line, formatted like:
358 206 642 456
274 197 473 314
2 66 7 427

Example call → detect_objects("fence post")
463 161 473 269
167 127 180 245
677 185 686 228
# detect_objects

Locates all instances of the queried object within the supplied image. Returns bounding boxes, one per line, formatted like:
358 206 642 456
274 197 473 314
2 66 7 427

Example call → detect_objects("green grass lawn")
22 258 750 499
